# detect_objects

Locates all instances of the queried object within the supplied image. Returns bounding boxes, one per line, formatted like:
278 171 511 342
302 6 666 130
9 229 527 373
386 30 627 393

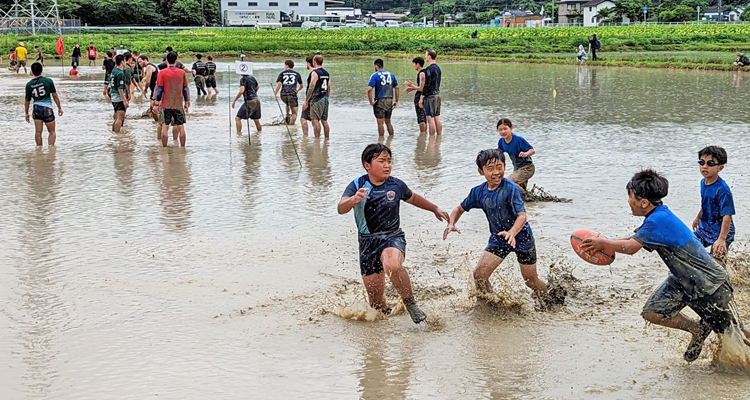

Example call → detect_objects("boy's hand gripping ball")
570 229 616 266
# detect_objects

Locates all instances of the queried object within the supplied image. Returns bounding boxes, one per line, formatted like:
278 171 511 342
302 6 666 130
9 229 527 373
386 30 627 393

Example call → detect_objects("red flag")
56 37 64 56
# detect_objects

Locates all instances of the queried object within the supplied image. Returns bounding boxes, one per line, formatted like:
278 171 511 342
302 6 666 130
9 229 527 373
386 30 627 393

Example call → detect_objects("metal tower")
0 0 62 35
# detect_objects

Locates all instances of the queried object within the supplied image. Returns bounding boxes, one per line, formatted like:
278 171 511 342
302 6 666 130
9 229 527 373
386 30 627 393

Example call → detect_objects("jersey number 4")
321 78 328 91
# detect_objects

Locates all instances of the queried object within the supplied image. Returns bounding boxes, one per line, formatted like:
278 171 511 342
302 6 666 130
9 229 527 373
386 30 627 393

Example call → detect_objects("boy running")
153 51 190 147
417 49 442 135
582 169 750 362
443 149 551 306
24 62 63 146
692 146 735 258
190 54 208 96
102 51 115 98
303 55 330 139
274 60 303 124
367 59 399 137
404 56 427 134
496 118 535 192
109 54 128 133
232 73 262 134
338 143 449 323
205 55 218 95
300 56 314 136
15 42 28 74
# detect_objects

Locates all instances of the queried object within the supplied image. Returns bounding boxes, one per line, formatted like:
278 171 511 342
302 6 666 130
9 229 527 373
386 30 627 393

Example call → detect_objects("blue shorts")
358 230 406 276
643 275 735 334
32 104 55 123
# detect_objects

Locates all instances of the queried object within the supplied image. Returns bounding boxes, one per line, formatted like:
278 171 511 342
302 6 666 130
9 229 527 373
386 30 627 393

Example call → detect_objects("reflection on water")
0 60 750 398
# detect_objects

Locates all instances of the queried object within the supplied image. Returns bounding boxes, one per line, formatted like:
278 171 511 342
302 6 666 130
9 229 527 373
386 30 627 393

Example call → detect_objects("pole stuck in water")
270 83 302 168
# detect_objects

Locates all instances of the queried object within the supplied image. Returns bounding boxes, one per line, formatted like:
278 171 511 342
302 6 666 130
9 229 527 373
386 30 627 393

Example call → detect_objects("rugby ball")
570 229 616 266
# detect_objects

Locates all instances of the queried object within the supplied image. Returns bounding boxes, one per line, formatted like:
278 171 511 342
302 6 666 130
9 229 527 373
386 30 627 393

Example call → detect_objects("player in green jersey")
24 62 63 146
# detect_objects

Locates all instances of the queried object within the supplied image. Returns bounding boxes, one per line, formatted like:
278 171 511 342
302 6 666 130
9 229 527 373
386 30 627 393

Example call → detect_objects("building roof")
582 0 614 7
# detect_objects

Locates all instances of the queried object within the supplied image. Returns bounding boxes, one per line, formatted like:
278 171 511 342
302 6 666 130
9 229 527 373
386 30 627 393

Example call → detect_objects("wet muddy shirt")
343 175 413 235
498 134 533 170
276 70 302 96
368 70 398 99
633 205 728 299
422 63 441 97
460 178 534 251
240 75 259 101
157 66 188 110
109 69 126 102
695 177 735 244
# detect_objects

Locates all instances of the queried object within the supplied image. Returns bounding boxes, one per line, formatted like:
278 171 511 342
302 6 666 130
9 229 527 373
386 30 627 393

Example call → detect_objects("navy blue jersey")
633 205 728 299
414 69 423 103
695 177 735 244
191 60 208 76
240 75 259 101
277 70 303 95
422 63 441 97
343 175 413 234
311 68 330 102
368 70 398 99
460 178 534 252
498 134 534 170
206 62 217 75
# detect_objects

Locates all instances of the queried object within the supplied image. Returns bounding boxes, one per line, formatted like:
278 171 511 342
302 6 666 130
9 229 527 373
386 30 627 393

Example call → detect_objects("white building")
325 6 362 19
582 0 628 26
220 0 343 24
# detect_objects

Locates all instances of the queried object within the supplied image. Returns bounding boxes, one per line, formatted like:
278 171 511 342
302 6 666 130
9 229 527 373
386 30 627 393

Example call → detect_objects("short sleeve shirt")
103 59 115 77
460 179 534 251
240 75 259 101
695 177 735 244
277 70 302 95
498 134 534 170
192 61 208 76
342 175 413 235
156 66 188 110
422 63 441 97
16 46 27 61
368 70 398 99
25 76 56 108
123 65 133 85
109 69 126 102
632 205 728 299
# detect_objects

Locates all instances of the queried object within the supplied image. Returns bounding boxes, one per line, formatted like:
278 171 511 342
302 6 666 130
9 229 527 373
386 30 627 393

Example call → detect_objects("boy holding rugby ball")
443 149 552 307
582 169 749 362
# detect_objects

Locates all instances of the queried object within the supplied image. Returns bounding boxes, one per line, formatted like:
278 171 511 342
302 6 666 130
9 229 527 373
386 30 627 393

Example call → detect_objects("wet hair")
412 56 424 67
496 118 513 129
475 149 505 169
313 54 324 66
361 143 392 165
31 62 43 76
195 53 202 60
374 58 384 69
426 49 437 60
165 46 173 52
207 55 213 61
166 51 178 64
284 59 294 68
305 56 314 66
138 55 149 61
115 54 125 65
626 169 668 206
698 146 727 165
106 51 113 58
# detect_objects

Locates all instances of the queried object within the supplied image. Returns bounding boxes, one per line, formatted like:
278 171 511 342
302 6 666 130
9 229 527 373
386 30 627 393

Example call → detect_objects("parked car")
413 22 425 28
372 21 385 28
345 21 368 28
400 21 414 28
384 20 399 28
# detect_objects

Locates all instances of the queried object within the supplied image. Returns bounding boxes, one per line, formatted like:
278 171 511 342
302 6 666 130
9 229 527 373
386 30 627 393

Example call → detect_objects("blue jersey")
368 70 398 99
343 175 413 234
311 68 330 103
695 177 735 244
498 134 534 170
632 205 728 299
460 179 534 252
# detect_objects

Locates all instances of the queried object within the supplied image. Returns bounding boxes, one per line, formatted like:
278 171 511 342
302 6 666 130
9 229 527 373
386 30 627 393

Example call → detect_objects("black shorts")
281 93 298 108
112 101 126 112
237 98 261 120
485 245 537 265
88 56 96 61
72 57 80 67
373 97 393 119
414 102 426 124
32 104 55 123
18 60 26 67
205 75 217 89
358 230 406 276
104 74 111 85
161 108 185 126
36 56 43 63
643 277 735 334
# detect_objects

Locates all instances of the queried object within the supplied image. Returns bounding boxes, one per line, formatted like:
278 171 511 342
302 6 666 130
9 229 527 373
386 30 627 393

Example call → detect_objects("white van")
384 20 399 28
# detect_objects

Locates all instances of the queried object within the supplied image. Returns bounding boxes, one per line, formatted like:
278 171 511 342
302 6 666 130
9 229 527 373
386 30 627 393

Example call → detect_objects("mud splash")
711 324 750 372
523 184 572 203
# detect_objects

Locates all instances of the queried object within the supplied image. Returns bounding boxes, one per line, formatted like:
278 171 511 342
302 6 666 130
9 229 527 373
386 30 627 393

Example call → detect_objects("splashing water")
323 292 406 322
712 324 750 372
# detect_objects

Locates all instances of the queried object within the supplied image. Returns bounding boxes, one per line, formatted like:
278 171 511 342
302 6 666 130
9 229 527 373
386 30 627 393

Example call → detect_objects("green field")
3 24 750 69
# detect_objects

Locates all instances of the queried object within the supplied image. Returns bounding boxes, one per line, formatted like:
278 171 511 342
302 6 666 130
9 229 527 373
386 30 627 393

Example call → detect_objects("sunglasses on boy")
697 160 721 167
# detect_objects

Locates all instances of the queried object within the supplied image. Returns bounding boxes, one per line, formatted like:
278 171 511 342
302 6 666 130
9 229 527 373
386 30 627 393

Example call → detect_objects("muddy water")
1 60 750 399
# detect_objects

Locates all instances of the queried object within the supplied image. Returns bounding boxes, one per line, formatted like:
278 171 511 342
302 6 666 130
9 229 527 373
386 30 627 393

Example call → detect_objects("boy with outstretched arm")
582 169 750 362
338 144 449 324
496 118 535 192
443 149 551 306
692 146 735 259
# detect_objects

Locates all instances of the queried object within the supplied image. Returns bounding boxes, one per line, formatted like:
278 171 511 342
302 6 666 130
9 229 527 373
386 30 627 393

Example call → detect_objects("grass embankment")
3 24 750 69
